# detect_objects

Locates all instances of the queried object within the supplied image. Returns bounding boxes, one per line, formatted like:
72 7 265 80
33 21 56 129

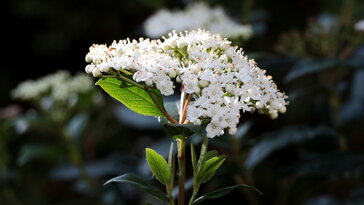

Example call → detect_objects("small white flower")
183 79 200 94
229 127 237 135
206 122 224 138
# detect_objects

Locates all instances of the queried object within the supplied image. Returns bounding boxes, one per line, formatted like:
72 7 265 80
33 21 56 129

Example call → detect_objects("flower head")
143 2 253 39
85 30 288 138
12 70 95 107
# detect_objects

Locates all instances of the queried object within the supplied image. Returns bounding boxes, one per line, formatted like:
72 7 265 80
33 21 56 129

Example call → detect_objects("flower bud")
177 40 187 48
145 79 153 86
270 100 282 110
269 110 278 119
220 42 229 50
229 127 237 135
85 54 93 63
169 70 177 78
194 119 201 126
199 80 209 87
176 76 182 83
100 65 111 73
279 105 287 113
255 101 264 109
92 69 102 78
193 64 201 73
85 65 94 74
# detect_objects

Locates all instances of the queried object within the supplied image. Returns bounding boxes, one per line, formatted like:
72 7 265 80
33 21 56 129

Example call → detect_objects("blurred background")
1 0 364 204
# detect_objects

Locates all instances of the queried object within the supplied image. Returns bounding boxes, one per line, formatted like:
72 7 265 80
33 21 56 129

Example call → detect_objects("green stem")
188 184 200 205
189 137 208 205
119 68 133 76
115 74 145 89
167 187 175 205
177 136 186 205
147 91 179 124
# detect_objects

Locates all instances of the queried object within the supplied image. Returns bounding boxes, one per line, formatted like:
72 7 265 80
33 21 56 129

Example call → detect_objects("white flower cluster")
85 30 288 138
85 39 180 95
12 70 94 105
143 2 253 40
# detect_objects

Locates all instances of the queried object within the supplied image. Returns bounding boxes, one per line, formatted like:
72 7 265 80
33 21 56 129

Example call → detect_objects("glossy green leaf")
197 155 225 184
197 150 218 170
146 148 172 185
104 173 168 202
96 77 164 117
193 184 263 204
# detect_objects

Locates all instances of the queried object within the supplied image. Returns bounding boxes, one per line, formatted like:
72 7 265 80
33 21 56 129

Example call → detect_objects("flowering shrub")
83 29 287 204
11 71 102 195
143 3 253 40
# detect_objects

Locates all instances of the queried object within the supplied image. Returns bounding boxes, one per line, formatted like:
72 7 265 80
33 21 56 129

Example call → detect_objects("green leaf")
162 122 207 138
284 59 341 82
193 184 263 204
245 125 337 169
96 77 164 117
197 155 225 184
146 148 172 185
196 138 209 172
104 173 169 202
197 150 218 171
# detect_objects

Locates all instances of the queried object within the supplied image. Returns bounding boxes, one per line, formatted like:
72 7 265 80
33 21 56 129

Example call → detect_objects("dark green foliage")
193 184 262 204
104 173 169 202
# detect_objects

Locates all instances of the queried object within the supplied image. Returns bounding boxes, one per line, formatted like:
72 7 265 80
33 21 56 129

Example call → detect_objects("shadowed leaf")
193 184 262 204
104 173 168 202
